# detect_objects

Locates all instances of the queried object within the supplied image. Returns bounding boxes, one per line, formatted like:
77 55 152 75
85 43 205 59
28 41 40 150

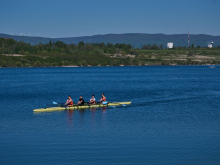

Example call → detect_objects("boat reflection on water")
66 110 74 127
90 106 107 112
66 106 109 128
102 106 107 112
66 108 87 127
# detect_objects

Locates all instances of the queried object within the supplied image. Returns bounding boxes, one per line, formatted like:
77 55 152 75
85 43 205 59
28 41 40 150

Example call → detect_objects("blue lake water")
0 66 220 165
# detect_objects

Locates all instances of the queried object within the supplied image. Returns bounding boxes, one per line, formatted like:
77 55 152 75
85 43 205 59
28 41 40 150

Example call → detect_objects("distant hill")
0 33 219 48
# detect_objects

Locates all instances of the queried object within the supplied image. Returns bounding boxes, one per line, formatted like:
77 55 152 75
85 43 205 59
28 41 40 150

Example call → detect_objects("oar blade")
53 101 58 105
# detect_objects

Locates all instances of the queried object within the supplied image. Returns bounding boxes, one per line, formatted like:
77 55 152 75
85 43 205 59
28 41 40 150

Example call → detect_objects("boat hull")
33 101 131 112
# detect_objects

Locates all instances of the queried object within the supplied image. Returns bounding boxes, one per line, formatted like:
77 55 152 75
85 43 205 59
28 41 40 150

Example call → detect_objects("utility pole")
188 31 190 47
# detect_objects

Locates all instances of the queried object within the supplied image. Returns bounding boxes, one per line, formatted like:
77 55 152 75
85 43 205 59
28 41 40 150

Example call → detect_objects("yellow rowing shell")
33 101 131 112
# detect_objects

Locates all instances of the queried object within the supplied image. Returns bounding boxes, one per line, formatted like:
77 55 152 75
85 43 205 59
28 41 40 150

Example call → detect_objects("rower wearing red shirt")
65 95 73 106
99 93 106 103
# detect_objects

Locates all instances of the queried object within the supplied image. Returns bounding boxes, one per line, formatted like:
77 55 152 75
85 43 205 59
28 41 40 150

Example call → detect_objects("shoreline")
62 65 79 67
0 64 218 69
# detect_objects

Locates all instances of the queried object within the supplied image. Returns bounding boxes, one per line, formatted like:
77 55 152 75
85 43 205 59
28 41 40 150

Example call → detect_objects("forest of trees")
0 38 220 67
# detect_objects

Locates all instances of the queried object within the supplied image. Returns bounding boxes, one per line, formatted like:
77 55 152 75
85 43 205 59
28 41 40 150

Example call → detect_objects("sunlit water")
0 66 220 165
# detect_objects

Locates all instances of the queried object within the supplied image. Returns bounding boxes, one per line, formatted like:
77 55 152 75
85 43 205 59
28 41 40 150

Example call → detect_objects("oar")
53 101 67 107
44 103 60 109
53 101 59 105
102 101 108 105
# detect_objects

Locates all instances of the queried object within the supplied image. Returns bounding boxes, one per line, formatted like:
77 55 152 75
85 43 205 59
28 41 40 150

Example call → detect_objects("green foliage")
189 52 194 56
109 47 115 55
78 41 84 48
34 61 41 67
0 38 220 67
15 61 23 67
121 51 126 57
139 53 145 59
147 54 152 59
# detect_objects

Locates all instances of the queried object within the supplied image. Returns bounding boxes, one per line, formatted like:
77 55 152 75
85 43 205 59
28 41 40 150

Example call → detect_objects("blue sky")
0 0 219 38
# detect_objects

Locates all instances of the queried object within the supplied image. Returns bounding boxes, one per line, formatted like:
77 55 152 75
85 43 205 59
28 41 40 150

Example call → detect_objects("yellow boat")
33 101 131 112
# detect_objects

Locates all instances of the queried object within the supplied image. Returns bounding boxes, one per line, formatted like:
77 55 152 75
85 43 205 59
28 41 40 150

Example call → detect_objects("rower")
99 93 106 103
77 96 85 105
89 95 96 105
65 95 73 106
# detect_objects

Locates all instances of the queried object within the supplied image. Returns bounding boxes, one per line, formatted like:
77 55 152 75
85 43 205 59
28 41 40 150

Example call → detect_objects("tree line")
0 37 220 67
0 38 141 67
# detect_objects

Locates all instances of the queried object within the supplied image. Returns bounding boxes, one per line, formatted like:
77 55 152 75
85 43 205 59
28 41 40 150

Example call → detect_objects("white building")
208 44 212 48
167 42 173 49
208 42 214 48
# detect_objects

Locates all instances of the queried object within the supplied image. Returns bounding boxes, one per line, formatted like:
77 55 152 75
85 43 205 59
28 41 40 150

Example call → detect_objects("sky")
0 0 219 38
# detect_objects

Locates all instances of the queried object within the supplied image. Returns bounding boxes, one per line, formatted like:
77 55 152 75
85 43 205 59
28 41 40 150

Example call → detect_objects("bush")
0 60 7 67
121 51 126 57
15 61 23 67
141 61 145 66
188 52 194 56
81 60 88 66
34 61 41 67
139 53 145 59
147 54 152 59
77 61 82 66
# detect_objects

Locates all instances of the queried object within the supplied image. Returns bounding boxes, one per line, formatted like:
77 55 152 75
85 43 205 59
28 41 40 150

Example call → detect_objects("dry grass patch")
3 54 25 57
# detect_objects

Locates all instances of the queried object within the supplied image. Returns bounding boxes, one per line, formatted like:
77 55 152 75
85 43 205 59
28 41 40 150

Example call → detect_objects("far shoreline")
0 64 218 69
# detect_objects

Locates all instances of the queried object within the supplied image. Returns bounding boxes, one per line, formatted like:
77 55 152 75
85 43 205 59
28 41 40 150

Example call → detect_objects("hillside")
0 33 220 48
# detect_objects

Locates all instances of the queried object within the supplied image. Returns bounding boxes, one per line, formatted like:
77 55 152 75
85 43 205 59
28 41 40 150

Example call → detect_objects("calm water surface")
0 66 220 165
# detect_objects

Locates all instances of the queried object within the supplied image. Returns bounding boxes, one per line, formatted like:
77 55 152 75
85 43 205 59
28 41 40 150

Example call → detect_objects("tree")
127 44 132 49
99 42 105 48
191 44 195 48
141 61 145 66
103 47 108 53
151 44 159 49
109 47 115 55
70 43 77 49
85 43 93 51
34 61 41 67
78 41 84 48
81 60 88 66
159 44 164 49
189 52 193 56
139 53 145 58
121 51 126 57
49 40 52 47
142 45 149 49
107 42 113 48
187 58 192 65
55 41 66 48
0 60 7 67
114 43 120 48
147 54 152 59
